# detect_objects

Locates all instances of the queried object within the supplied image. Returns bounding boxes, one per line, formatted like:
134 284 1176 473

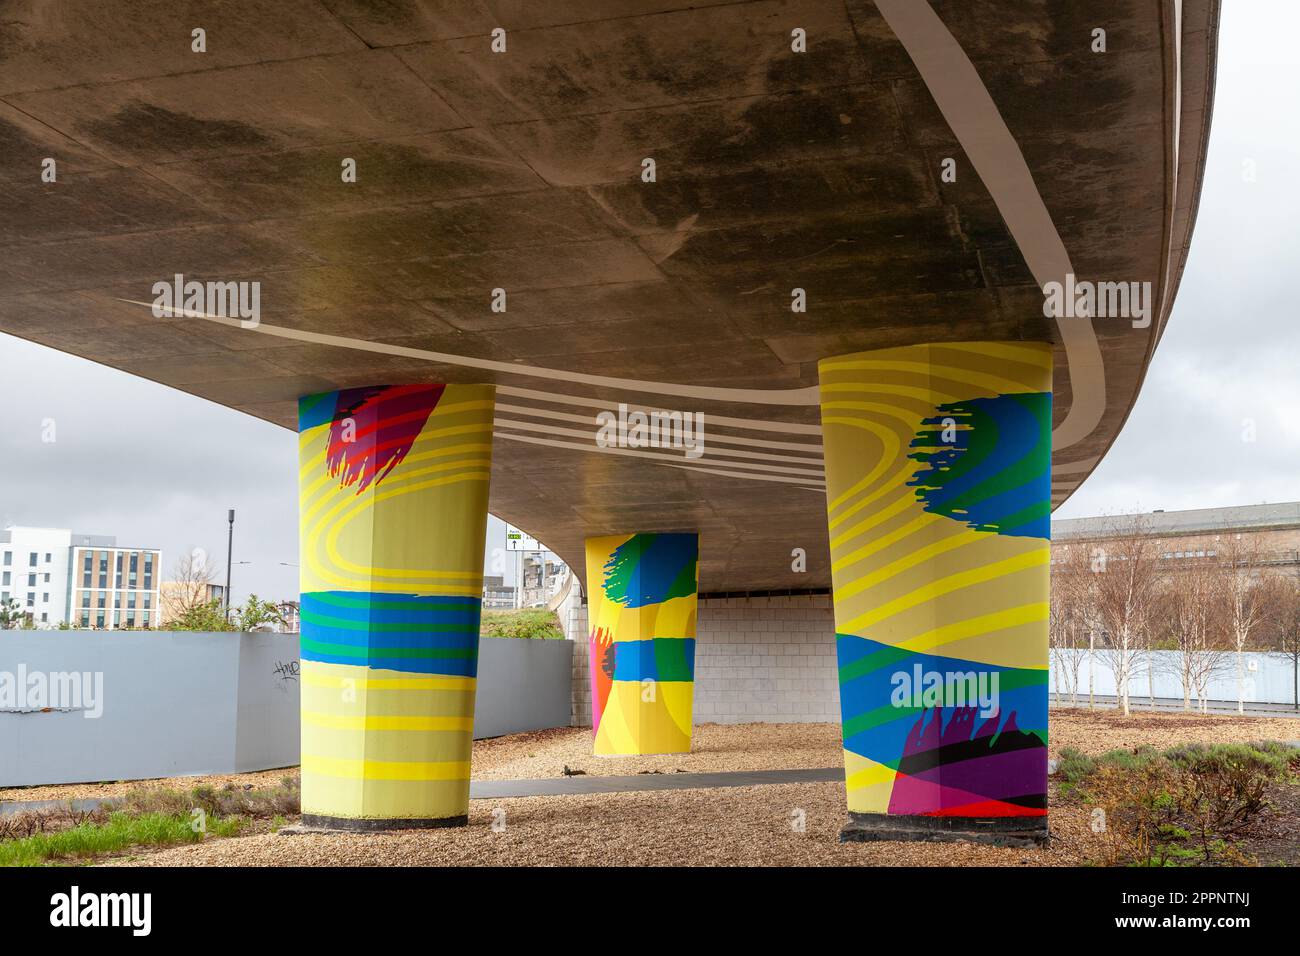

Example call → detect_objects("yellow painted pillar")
819 342 1052 845
296 383 494 828
585 533 698 755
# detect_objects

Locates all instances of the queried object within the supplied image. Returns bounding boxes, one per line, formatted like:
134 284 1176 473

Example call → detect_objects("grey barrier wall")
473 637 573 739
0 631 301 788
0 632 572 787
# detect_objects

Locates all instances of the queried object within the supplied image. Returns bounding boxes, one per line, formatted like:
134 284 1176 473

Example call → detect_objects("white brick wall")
568 594 840 726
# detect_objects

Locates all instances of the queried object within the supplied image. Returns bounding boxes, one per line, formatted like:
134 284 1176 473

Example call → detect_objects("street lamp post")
225 509 235 619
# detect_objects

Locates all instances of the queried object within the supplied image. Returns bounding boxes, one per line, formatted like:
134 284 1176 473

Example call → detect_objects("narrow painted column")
584 533 698 755
296 383 494 829
818 342 1052 845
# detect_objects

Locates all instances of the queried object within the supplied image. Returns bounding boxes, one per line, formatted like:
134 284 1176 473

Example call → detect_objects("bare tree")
1050 545 1094 707
162 550 216 624
1219 533 1272 714
1165 556 1228 712
1260 573 1300 711
1090 516 1161 715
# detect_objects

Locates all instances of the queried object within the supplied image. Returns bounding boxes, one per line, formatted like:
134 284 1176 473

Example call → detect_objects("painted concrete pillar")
296 383 494 828
818 342 1051 845
585 533 698 755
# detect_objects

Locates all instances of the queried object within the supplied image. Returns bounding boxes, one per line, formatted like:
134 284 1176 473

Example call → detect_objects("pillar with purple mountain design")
818 342 1052 845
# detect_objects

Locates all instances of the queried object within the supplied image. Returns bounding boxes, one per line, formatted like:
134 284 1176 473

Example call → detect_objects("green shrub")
1069 741 1293 866
1056 748 1097 784
480 608 563 639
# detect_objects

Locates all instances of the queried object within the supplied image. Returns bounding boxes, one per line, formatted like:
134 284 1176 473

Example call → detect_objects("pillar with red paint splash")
296 383 495 829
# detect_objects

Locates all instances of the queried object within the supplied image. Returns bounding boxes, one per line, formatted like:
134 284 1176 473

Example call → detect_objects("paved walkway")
0 768 844 816
468 766 843 799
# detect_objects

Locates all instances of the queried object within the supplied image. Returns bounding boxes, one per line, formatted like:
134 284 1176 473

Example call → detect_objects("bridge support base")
839 812 1050 847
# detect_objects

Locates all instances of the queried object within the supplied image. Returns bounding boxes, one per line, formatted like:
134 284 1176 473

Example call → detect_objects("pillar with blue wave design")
818 342 1052 845
296 382 494 828
584 533 698 755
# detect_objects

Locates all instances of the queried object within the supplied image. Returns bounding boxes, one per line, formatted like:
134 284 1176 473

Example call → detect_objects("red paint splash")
326 385 444 493
589 626 615 735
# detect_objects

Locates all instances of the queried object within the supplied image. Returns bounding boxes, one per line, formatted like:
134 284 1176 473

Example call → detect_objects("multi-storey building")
520 556 567 608
1052 501 1300 575
481 574 517 610
0 526 72 627
0 526 162 629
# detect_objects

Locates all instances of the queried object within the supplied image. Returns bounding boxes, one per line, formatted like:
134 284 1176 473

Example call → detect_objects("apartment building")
0 526 162 629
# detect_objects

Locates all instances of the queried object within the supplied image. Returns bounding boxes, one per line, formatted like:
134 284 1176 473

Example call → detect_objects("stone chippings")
76 709 1300 866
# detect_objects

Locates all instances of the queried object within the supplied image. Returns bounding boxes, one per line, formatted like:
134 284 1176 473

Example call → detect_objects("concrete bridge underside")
0 0 1216 594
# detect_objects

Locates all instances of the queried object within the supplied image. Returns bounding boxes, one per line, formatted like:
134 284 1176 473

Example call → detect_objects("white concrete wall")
1051 649 1300 706
569 593 841 726
566 594 1300 726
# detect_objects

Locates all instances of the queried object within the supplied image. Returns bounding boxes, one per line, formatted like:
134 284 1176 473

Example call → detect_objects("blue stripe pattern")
300 591 481 676
610 638 696 682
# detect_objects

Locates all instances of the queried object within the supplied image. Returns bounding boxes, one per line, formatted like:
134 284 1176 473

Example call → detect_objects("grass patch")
0 777 297 866
0 812 203 866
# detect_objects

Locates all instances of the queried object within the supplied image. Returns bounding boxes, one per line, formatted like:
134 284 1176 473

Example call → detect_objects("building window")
29 552 37 567
144 595 152 610
95 613 105 628
40 612 47 623
1 572 8 586
26 593 35 607
2 551 9 565
41 593 48 603
42 573 49 583
81 593 90 608
44 552 51 563
26 573 35 587
80 612 90 627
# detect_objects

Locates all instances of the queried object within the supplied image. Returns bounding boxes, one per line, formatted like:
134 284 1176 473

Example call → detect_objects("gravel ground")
1047 708 1300 758
0 767 297 803
106 782 1095 867
59 709 1293 867
471 722 843 779
6 710 1295 804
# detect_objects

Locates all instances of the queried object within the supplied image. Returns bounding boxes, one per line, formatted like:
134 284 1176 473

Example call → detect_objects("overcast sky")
1 1 1295 606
